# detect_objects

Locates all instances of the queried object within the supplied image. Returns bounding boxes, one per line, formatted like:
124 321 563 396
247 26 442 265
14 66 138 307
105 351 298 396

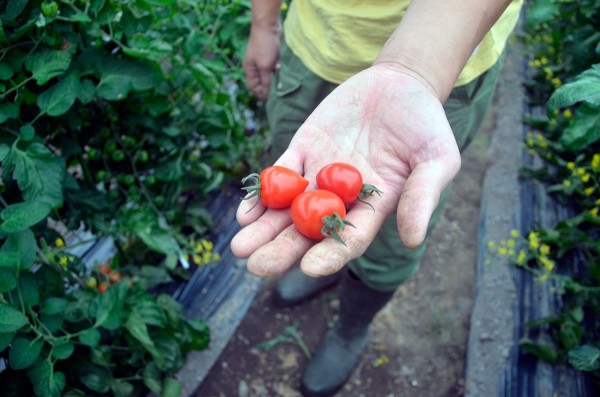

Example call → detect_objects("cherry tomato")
98 264 111 274
109 272 121 284
242 166 309 210
291 189 354 244
98 282 108 294
316 162 382 208
41 1 59 18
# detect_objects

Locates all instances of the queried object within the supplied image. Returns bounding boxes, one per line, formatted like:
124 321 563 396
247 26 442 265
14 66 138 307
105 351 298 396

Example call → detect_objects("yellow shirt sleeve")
284 0 523 87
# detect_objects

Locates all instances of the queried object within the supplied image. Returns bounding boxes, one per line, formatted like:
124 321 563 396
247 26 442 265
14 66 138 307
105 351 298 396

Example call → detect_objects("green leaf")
5 142 65 207
51 339 74 360
94 281 128 330
9 337 44 370
143 364 162 395
0 143 9 161
559 104 600 151
78 328 101 347
0 201 52 233
0 265 17 292
81 366 113 393
0 62 13 80
25 51 72 85
0 229 37 269
162 377 182 397
568 345 600 371
77 79 96 104
37 73 79 116
4 0 29 21
548 65 600 110
519 338 559 363
0 102 19 124
125 311 161 358
112 380 134 397
27 360 66 397
0 332 15 353
18 272 40 307
0 303 29 332
96 58 161 100
20 124 35 141
42 297 69 315
526 0 559 27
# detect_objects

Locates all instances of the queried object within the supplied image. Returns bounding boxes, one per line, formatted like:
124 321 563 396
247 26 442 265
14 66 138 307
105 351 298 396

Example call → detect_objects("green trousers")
266 41 504 292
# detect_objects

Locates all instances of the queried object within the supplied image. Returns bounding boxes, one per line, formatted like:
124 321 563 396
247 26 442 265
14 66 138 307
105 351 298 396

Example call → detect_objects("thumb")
397 155 460 248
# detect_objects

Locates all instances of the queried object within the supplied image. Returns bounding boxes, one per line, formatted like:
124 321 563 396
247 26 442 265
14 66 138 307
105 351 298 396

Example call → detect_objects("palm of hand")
232 65 461 277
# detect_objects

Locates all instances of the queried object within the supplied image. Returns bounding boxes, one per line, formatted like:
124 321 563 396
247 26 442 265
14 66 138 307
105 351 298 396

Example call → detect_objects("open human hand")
231 64 461 277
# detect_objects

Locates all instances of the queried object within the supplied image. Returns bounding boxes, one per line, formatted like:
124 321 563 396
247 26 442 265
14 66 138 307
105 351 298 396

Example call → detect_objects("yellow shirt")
284 0 523 86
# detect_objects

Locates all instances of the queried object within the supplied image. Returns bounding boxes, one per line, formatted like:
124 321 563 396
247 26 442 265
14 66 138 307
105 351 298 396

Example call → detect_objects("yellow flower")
498 247 508 256
194 242 204 253
281 1 288 11
533 59 541 68
527 138 535 147
213 253 221 262
539 273 550 283
516 250 526 265
510 229 519 238
540 244 551 256
192 255 202 265
487 241 496 250
507 239 516 249
540 56 549 65
563 180 572 187
203 251 212 264
551 77 562 88
577 168 586 176
590 207 599 217
566 162 575 171
545 153 552 160
592 154 600 169
584 187 595 197
595 198 600 206
563 109 572 119
59 256 68 267
529 232 540 250
202 240 214 252
55 238 65 248
581 173 591 183
540 256 555 272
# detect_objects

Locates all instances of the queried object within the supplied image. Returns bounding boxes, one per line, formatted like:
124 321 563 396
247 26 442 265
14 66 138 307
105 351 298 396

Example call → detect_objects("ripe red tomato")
316 162 382 208
242 166 309 210
291 189 353 243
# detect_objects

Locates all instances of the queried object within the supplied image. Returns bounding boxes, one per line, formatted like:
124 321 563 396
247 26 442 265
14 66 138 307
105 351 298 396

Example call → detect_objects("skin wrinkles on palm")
232 65 461 277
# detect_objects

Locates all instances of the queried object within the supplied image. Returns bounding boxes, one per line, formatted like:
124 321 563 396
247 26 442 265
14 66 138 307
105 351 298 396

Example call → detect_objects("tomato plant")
316 162 382 209
291 189 354 244
242 166 309 210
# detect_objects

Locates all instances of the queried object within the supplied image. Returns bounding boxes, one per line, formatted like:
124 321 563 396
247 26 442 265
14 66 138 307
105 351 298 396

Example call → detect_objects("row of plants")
490 0 600 382
0 0 261 396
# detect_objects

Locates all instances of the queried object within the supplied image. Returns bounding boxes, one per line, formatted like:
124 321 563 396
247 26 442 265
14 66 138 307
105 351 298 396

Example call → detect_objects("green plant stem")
0 76 34 100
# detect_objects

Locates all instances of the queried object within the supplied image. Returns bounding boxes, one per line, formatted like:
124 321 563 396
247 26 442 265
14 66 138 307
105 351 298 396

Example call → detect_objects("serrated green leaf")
96 58 160 100
0 303 29 332
0 201 52 233
9 337 44 370
42 297 69 316
37 73 79 116
78 328 101 347
526 0 559 27
519 338 559 363
18 272 40 307
27 360 66 397
0 229 37 269
112 380 134 397
0 143 9 161
568 344 600 371
125 311 161 357
560 104 600 151
143 364 162 395
0 102 19 124
51 340 74 360
548 64 600 110
25 51 72 85
5 142 65 207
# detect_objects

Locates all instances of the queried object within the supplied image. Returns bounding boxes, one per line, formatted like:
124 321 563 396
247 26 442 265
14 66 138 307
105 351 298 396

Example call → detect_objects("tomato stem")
358 184 383 211
321 212 355 246
241 173 261 212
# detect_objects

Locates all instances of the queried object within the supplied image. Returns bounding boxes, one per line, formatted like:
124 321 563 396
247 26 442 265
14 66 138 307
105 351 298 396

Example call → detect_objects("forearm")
250 0 282 32
374 0 512 101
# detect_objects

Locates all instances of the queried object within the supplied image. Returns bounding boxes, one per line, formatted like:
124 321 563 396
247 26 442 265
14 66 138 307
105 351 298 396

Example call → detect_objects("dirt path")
196 104 497 397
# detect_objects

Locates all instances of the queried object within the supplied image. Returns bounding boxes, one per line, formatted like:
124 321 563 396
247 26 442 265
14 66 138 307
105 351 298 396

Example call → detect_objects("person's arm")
242 0 282 100
232 0 514 277
375 0 513 102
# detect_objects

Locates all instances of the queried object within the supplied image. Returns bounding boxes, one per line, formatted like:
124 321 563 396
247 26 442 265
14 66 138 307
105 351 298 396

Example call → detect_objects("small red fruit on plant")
99 282 108 294
291 189 355 244
98 264 111 274
109 272 121 284
316 162 382 209
242 166 309 211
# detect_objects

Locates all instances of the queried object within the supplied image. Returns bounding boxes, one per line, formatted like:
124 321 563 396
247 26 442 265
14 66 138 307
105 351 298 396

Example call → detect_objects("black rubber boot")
300 269 395 397
273 265 341 307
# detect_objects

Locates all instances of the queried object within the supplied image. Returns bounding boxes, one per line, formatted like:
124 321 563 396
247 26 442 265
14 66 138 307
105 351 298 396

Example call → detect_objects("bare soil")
195 106 497 397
